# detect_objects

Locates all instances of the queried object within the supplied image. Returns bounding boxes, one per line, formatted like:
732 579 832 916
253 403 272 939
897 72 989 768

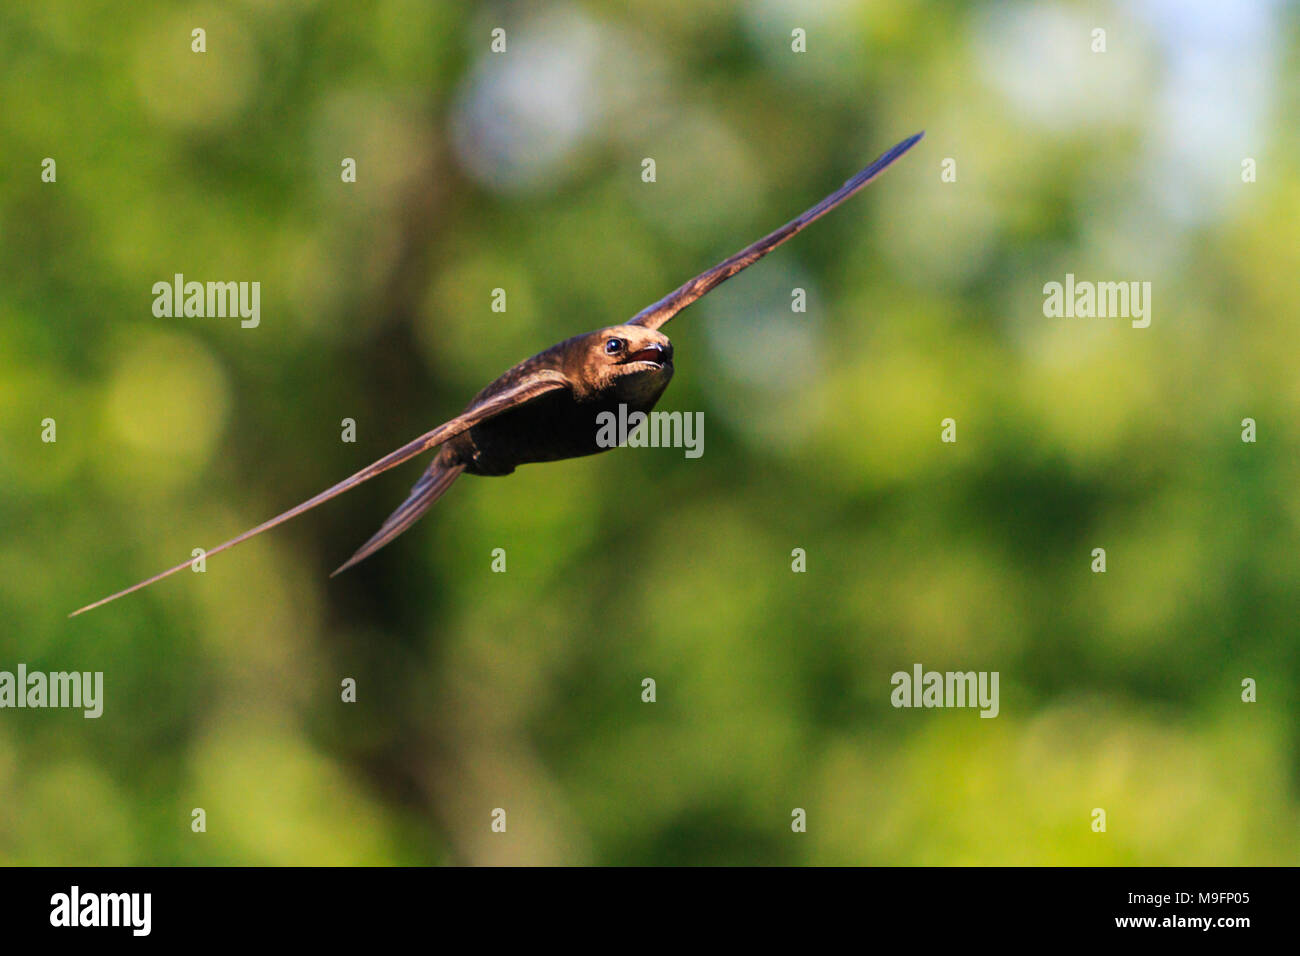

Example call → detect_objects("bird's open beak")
622 342 670 367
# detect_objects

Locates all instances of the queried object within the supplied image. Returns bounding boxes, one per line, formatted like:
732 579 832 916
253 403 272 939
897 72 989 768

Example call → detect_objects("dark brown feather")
628 132 923 331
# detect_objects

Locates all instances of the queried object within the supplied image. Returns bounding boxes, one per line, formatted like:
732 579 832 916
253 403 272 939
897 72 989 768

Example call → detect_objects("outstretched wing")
69 369 571 617
628 131 923 331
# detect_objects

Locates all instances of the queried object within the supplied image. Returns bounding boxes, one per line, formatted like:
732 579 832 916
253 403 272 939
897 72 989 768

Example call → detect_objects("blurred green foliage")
1 0 1297 865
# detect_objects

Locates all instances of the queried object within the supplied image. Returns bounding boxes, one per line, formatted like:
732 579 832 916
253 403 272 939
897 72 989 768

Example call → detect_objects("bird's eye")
604 338 625 355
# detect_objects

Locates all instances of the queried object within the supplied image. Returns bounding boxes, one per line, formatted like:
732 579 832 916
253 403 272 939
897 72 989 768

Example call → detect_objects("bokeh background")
1 0 1297 865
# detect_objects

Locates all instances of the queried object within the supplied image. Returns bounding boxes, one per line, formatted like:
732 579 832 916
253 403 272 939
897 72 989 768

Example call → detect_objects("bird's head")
572 324 674 400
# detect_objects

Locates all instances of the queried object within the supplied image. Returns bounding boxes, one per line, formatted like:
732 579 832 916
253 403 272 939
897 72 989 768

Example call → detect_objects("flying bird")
70 131 923 616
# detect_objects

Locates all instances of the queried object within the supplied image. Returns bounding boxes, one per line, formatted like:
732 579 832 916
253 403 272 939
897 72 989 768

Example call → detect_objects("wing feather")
69 369 570 616
629 132 923 331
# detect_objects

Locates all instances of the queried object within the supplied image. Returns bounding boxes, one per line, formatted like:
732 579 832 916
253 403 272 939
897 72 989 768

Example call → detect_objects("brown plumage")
70 132 922 616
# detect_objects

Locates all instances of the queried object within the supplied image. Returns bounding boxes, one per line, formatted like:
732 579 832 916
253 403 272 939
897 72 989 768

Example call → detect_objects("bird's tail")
330 461 466 577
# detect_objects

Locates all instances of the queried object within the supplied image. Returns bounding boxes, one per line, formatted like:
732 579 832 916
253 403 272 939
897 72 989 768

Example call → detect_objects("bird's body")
331 325 674 574
447 327 674 477
70 132 921 616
